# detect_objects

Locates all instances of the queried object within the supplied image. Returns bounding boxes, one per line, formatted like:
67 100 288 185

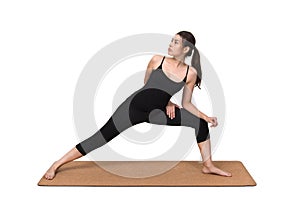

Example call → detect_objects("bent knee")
196 118 210 143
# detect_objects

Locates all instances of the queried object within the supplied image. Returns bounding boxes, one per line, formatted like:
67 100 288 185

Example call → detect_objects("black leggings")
75 93 210 156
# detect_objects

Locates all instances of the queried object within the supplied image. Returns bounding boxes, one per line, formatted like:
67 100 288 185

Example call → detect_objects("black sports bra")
156 56 189 83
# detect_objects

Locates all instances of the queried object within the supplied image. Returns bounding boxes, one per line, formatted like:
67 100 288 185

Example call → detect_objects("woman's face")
168 34 186 57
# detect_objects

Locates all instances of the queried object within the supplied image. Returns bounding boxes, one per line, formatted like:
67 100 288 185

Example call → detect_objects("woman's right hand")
166 101 180 120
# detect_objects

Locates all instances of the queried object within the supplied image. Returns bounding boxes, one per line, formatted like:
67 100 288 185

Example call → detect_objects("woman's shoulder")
185 66 198 83
150 54 164 63
188 66 197 75
148 54 164 69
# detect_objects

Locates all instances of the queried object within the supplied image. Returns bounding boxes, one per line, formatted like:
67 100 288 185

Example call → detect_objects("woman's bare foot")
202 164 232 177
43 147 83 180
44 162 59 180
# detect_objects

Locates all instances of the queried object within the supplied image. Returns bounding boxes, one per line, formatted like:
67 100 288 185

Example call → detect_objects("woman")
44 31 232 180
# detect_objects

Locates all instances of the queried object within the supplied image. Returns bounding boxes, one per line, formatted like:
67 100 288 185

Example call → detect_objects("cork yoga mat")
38 161 256 187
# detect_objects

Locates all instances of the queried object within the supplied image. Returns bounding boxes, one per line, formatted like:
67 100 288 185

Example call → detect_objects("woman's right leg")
44 93 145 180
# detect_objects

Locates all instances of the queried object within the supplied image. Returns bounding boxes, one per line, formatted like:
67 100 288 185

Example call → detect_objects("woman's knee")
196 118 210 143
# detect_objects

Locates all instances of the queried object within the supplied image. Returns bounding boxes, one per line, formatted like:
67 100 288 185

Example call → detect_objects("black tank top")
144 56 189 95
129 56 190 111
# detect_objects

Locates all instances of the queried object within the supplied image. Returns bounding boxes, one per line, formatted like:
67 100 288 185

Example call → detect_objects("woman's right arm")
144 55 163 84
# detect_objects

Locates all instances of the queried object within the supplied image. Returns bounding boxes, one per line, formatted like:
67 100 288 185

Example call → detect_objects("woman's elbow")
182 102 190 109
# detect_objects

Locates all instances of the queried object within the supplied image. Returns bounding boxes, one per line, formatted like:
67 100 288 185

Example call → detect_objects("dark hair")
176 31 202 89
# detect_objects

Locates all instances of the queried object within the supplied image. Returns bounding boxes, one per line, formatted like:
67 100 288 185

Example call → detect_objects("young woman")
44 31 232 180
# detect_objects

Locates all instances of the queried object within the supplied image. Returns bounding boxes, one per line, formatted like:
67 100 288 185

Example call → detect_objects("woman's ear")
183 46 190 55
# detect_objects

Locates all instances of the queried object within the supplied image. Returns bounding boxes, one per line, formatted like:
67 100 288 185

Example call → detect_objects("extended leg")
44 92 145 180
45 112 130 180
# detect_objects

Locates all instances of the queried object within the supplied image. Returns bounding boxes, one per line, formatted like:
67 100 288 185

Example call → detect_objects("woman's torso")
130 56 189 112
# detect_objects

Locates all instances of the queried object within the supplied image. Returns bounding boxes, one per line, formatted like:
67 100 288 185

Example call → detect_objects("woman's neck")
171 56 185 68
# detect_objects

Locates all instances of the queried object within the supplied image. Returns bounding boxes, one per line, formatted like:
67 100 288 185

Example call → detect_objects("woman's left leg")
147 107 231 177
197 138 231 177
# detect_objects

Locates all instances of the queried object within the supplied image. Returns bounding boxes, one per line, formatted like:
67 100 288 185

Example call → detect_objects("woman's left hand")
206 117 218 127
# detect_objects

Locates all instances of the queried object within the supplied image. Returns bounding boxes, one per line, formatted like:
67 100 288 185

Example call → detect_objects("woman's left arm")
181 67 218 127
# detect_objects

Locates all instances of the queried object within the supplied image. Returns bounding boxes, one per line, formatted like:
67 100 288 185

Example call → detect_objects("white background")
0 0 299 208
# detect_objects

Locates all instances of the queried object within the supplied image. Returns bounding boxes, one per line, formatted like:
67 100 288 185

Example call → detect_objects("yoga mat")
38 161 256 187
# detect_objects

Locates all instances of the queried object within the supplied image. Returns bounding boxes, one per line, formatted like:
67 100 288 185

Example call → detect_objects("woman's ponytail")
191 47 202 89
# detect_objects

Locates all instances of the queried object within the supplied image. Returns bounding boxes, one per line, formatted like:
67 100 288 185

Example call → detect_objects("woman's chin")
167 52 174 56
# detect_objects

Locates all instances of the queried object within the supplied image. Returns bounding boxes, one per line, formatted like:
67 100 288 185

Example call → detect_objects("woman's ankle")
203 160 214 168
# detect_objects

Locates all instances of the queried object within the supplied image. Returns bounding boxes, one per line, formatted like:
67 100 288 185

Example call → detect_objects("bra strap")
158 56 165 69
183 65 189 82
